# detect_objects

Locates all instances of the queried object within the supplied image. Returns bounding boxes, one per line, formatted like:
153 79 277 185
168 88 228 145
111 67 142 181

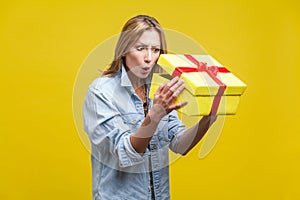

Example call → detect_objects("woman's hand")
201 115 218 127
150 76 188 121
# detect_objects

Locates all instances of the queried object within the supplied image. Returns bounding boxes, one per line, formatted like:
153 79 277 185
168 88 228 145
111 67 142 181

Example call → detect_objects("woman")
83 15 216 200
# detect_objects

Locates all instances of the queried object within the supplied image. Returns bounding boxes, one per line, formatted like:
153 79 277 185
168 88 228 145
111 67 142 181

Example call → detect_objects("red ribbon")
172 54 230 115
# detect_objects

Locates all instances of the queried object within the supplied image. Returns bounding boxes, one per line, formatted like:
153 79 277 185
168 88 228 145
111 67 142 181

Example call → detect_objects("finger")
165 79 184 98
171 82 185 98
165 87 174 98
170 100 188 110
163 76 179 93
155 83 166 96
169 79 184 91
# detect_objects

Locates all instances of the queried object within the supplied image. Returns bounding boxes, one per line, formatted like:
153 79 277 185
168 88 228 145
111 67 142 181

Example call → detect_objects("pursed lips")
140 65 152 72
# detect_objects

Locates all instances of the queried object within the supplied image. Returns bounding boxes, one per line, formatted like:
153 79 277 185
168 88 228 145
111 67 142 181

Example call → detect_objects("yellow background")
1 0 300 199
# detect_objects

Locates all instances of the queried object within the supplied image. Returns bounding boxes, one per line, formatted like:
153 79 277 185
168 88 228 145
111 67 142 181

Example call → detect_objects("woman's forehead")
136 29 161 47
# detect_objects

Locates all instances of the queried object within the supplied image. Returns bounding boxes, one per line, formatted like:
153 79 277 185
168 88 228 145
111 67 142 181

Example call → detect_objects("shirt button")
155 185 160 189
152 144 157 150
132 120 137 124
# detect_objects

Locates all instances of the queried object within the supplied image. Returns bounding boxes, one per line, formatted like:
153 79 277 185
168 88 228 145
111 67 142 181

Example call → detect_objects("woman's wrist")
148 104 166 123
200 115 217 127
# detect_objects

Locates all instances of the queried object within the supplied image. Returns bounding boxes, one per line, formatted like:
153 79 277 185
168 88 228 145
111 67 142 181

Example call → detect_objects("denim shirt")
83 66 186 200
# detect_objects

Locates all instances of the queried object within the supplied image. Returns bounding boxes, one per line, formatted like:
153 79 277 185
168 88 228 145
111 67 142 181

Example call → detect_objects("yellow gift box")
149 54 247 116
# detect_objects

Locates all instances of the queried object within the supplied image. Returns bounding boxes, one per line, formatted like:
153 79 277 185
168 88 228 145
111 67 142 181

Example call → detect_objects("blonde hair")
102 15 167 76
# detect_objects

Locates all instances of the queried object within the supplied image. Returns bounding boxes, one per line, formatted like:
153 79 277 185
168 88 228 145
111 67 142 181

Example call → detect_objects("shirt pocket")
120 113 142 131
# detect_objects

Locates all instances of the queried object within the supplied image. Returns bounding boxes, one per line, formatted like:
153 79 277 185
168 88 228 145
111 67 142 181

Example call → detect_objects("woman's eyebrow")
135 42 160 47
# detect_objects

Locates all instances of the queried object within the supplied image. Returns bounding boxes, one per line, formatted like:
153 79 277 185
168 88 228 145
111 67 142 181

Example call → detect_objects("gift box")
149 54 247 116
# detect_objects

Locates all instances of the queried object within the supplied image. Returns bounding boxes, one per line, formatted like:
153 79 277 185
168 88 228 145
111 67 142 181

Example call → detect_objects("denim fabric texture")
83 66 186 200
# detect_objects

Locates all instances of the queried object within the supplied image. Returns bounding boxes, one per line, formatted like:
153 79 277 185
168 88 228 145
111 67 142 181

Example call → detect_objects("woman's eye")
153 48 160 53
136 46 145 51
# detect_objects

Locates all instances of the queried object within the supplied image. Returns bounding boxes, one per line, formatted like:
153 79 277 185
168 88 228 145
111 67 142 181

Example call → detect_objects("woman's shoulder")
88 74 121 94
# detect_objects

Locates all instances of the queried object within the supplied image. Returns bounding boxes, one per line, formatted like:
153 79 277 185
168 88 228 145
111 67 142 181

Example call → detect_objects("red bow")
171 54 229 115
172 55 229 78
197 62 219 76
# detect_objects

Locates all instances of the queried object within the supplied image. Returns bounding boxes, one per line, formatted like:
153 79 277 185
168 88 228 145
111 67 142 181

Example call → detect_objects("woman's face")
125 29 161 80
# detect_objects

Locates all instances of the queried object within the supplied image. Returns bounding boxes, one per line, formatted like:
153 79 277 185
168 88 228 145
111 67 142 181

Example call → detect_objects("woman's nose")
144 49 152 63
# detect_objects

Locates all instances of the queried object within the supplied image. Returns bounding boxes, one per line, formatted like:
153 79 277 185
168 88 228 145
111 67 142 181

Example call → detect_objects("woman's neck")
126 71 145 90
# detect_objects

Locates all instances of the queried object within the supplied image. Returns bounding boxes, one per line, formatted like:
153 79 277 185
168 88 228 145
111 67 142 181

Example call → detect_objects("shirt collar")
120 65 132 87
120 65 153 88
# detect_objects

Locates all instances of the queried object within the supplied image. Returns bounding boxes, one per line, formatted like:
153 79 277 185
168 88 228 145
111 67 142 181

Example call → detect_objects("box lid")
157 54 247 96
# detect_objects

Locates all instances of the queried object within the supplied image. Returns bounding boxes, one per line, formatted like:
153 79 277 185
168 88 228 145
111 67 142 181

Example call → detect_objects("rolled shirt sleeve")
167 110 186 153
83 85 146 168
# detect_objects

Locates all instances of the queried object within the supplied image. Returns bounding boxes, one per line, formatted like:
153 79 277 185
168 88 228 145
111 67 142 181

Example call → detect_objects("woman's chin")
140 73 151 79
